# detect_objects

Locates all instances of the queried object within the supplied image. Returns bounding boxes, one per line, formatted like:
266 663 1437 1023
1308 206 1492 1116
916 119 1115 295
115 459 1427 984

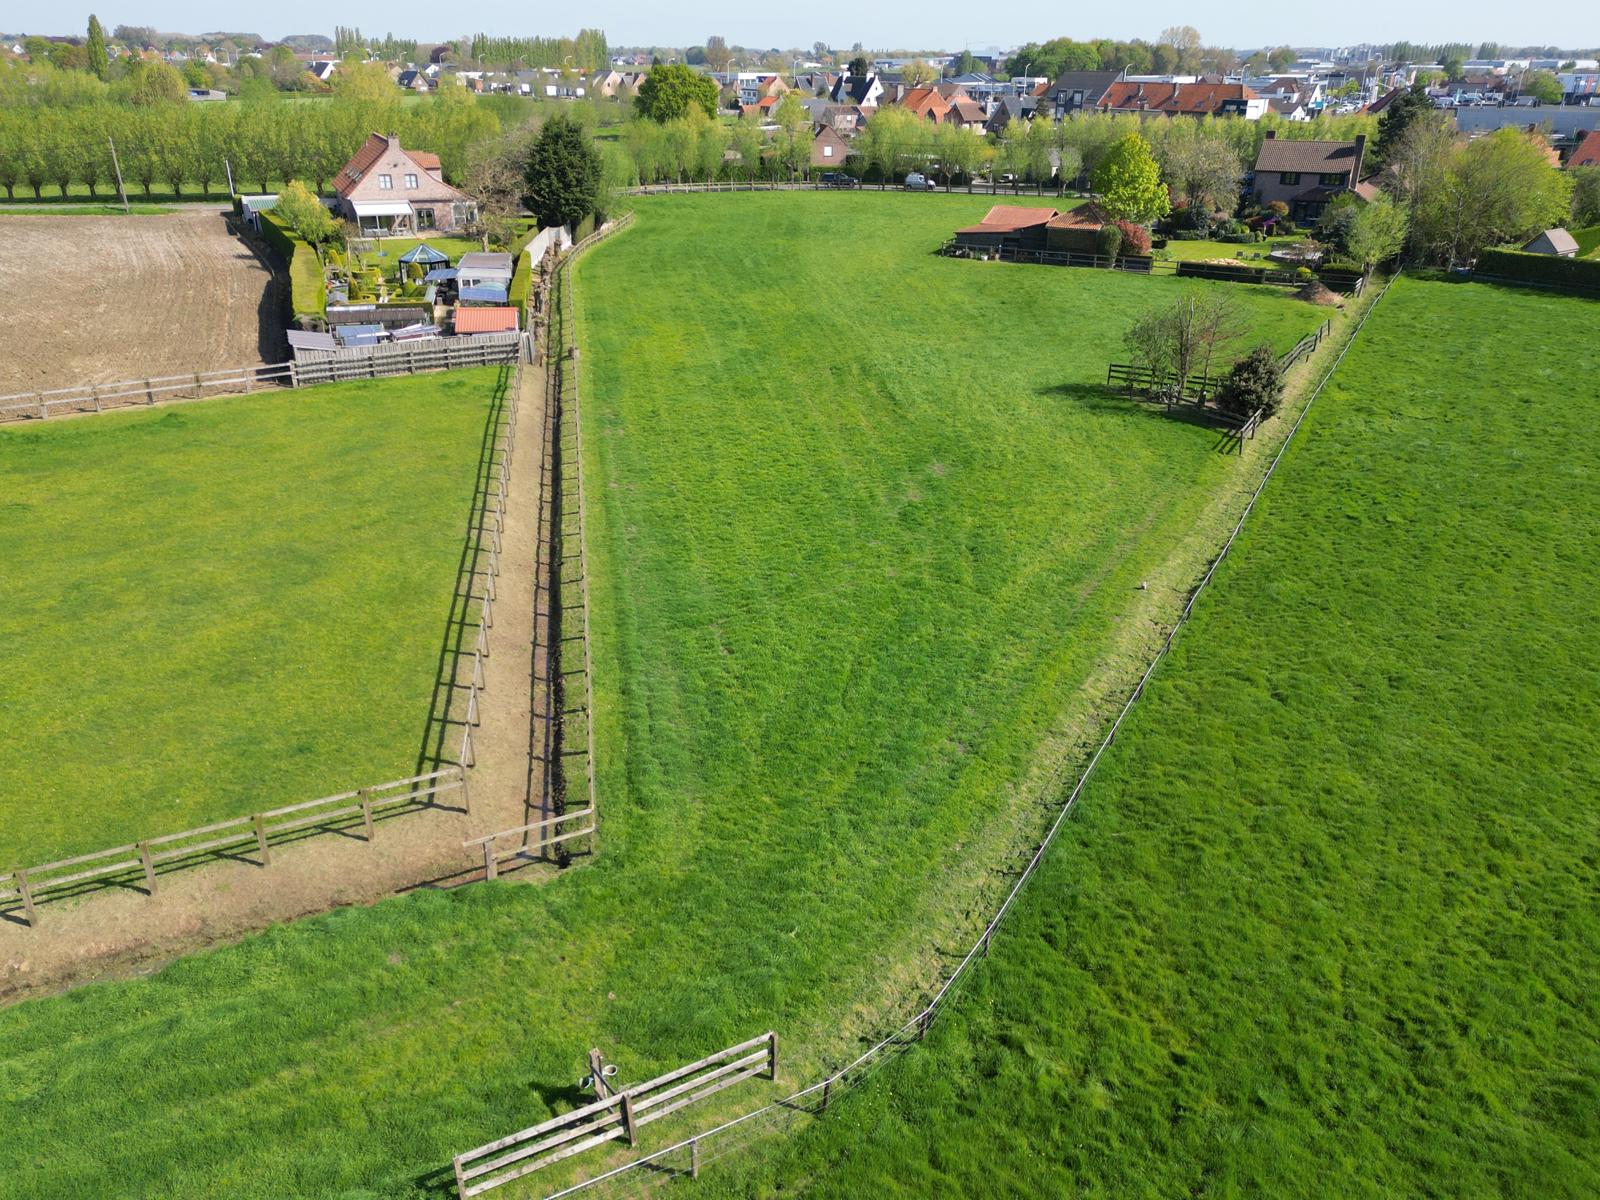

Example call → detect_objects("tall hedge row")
259 211 326 323
507 249 533 328
1474 249 1600 296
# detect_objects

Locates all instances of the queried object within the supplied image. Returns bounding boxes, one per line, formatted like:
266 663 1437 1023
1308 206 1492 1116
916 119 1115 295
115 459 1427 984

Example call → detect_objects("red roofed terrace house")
1098 80 1267 119
335 132 478 236
1250 131 1368 224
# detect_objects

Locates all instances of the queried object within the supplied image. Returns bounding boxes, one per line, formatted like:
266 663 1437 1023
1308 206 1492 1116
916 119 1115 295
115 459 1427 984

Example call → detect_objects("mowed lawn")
707 276 1600 1199
0 369 502 864
0 195 1326 1199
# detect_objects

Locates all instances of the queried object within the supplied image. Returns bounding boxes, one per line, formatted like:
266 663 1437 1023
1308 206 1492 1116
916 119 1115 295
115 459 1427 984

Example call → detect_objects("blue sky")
23 2 1596 52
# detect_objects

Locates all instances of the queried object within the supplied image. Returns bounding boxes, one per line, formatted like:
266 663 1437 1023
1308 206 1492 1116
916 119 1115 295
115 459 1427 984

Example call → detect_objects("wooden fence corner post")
139 841 156 893
253 813 271 866
17 869 37 926
452 1156 468 1200
360 788 374 842
620 1093 639 1147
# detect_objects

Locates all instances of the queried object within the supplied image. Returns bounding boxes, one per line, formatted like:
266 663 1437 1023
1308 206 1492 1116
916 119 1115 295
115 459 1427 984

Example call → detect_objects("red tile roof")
954 205 1060 233
335 132 390 194
1046 202 1113 230
411 150 441 170
1570 129 1600 168
454 307 519 334
1099 81 1257 115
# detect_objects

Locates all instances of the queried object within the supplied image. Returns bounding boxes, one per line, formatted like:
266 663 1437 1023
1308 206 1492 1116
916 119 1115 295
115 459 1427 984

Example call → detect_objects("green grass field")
0 369 503 865
704 275 1600 1198
0 194 1331 1198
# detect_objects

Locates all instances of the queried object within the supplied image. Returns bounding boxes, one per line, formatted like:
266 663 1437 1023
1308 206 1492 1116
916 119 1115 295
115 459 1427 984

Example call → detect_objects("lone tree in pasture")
1123 294 1244 400
1092 133 1170 224
523 114 603 229
1215 345 1285 419
634 63 720 123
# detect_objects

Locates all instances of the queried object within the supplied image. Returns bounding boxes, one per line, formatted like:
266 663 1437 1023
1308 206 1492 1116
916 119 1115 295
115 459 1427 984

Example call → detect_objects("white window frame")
405 173 418 189
379 174 393 190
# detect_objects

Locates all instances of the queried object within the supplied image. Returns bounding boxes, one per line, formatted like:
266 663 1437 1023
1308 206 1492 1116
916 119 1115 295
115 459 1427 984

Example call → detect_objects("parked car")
820 172 860 189
904 172 935 191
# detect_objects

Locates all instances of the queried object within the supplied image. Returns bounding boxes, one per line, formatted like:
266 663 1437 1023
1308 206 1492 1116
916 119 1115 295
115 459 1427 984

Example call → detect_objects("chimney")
1352 133 1367 180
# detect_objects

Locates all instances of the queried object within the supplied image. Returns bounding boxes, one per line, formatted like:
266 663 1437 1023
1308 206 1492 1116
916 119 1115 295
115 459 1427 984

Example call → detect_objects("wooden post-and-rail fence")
0 334 528 426
0 767 466 927
451 1032 779 1198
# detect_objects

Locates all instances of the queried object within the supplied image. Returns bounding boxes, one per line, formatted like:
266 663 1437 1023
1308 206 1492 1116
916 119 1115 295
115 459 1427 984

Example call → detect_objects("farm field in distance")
0 210 283 395
705 276 1600 1199
0 193 1331 1198
0 368 503 865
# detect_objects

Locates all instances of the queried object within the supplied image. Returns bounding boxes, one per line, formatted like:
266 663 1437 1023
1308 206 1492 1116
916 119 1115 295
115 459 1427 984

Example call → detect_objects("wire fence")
523 270 1404 1200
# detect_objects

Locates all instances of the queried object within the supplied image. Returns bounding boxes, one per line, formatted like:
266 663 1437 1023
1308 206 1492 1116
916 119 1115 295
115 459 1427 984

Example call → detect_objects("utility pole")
107 136 129 214
225 156 235 197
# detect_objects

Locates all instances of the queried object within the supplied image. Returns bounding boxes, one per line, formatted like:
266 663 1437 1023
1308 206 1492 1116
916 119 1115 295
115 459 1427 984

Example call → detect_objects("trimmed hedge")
1474 249 1600 296
1176 260 1271 283
259 211 326 323
1572 225 1600 258
507 249 533 328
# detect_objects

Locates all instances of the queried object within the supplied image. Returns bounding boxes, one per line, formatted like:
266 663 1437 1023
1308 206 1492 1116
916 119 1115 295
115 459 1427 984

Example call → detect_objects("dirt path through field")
0 363 553 1001
0 208 285 396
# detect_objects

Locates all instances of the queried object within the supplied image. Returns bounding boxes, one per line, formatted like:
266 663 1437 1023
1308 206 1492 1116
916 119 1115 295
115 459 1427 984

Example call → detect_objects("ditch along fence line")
0 334 527 426
452 214 635 881
1 363 522 928
513 272 1404 1200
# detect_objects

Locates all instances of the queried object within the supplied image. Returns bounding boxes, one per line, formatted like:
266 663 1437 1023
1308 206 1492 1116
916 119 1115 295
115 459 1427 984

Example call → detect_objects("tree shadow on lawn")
1041 382 1243 453
413 365 515 780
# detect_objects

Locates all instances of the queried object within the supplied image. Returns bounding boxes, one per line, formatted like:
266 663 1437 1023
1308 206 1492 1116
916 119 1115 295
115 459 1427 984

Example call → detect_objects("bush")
1215 344 1285 418
1219 232 1257 244
1095 224 1124 261
1216 218 1248 237
1473 249 1600 296
1115 220 1152 255
1176 260 1268 283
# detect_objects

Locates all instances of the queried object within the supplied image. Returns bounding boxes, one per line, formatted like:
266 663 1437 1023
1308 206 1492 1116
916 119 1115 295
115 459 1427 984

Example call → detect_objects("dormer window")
379 174 393 189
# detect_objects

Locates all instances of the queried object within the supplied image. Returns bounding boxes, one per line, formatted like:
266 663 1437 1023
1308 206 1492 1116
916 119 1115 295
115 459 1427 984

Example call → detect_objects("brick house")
1098 81 1266 119
1250 131 1367 222
811 124 852 168
897 86 951 123
335 133 478 236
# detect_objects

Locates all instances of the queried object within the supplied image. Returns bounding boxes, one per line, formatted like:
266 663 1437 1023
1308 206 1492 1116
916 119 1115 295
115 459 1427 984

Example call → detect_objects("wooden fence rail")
0 767 465 925
0 336 526 426
452 1033 778 1198
464 807 598 881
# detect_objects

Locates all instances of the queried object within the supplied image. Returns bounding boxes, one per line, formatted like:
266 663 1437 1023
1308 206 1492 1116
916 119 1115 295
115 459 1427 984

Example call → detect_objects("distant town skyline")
17 0 1598 54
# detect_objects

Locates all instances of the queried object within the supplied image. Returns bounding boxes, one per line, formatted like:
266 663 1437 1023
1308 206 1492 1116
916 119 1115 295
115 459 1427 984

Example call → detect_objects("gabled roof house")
335 132 477 236
1250 132 1367 221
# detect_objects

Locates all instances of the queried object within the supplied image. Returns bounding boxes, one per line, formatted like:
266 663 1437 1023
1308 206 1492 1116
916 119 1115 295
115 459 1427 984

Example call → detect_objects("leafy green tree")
1572 168 1600 227
119 61 186 106
523 113 603 227
1153 120 1242 212
848 54 870 79
1345 194 1409 272
772 92 812 180
1521 70 1564 106
1316 193 1363 251
1414 128 1573 266
277 179 339 245
634 63 719 122
86 15 110 80
1091 133 1169 223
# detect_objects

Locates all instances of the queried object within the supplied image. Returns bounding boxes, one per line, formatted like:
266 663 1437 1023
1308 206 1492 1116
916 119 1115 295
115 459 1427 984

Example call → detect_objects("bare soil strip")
0 365 552 1001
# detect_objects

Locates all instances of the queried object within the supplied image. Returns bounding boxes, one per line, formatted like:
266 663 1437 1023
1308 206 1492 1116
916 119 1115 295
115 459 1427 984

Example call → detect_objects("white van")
904 172 935 191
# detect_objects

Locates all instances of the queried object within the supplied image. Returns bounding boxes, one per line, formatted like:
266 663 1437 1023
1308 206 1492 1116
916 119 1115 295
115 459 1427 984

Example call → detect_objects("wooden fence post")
17 869 37 925
139 841 156 893
193 372 203 399
820 1077 831 1113
483 841 497 881
620 1093 639 1147
360 788 375 841
91 385 101 413
768 1032 779 1079
253 813 271 865
458 765 471 814
690 1138 700 1180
